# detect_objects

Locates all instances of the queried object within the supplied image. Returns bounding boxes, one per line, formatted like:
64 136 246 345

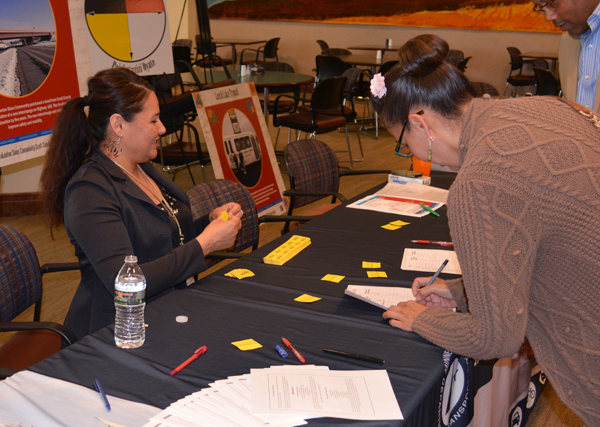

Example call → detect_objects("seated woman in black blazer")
40 68 242 340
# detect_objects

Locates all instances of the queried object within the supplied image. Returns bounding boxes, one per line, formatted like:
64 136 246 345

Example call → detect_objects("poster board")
194 82 287 216
0 0 81 167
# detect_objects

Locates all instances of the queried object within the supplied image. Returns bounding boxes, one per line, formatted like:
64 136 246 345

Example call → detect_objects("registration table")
11 172 543 426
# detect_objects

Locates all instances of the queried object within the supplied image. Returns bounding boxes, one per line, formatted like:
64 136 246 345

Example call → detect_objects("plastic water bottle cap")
176 315 188 323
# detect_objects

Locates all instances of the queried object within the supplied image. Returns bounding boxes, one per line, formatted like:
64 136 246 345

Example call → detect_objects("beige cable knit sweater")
412 96 600 426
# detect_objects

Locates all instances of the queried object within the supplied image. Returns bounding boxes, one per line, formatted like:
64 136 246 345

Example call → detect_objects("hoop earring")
106 137 122 158
427 136 435 162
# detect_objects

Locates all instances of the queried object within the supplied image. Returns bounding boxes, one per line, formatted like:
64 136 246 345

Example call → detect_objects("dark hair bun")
398 34 449 77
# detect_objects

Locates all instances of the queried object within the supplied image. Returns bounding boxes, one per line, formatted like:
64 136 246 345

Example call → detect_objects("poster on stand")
194 82 287 216
83 0 174 76
0 0 80 167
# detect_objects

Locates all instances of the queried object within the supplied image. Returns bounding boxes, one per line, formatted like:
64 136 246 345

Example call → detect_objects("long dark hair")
40 68 153 229
371 34 475 128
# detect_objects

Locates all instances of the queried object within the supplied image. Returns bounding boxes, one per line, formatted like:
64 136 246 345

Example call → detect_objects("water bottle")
114 255 146 349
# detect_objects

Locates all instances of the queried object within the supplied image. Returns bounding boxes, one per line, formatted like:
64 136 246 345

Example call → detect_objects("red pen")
282 338 305 363
411 240 453 248
170 346 207 376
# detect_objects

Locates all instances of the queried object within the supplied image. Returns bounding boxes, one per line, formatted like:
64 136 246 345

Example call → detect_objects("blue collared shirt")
577 2 600 108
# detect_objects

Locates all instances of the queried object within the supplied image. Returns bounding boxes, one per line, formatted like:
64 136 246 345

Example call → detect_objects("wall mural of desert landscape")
207 0 559 33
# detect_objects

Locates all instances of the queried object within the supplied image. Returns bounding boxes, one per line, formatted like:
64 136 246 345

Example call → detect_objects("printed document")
401 248 462 275
251 368 403 420
347 182 448 217
344 285 415 309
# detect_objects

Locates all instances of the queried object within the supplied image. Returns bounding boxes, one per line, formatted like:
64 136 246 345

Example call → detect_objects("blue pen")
425 259 449 287
94 379 111 411
276 344 288 358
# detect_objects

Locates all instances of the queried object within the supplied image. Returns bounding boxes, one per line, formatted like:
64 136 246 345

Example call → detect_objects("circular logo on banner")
510 407 523 427
441 358 466 425
526 382 537 409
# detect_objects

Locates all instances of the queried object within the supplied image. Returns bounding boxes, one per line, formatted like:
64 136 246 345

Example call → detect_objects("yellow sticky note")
389 220 410 226
321 274 345 283
231 339 263 351
362 261 382 269
367 271 388 278
294 294 322 303
220 211 229 221
382 224 401 230
225 269 255 279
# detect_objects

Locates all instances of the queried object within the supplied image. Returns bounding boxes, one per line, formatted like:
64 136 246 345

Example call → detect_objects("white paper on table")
344 285 415 309
346 183 448 217
401 248 462 275
375 182 449 204
251 368 403 421
0 370 161 427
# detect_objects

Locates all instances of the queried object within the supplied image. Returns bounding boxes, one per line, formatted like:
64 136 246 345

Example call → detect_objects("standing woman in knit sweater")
40 68 242 340
374 34 600 425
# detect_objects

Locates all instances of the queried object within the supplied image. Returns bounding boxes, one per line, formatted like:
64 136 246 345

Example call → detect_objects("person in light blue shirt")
533 0 600 110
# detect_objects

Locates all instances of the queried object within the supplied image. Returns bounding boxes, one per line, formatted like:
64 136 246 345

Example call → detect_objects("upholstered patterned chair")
188 180 260 268
0 225 77 378
281 139 390 233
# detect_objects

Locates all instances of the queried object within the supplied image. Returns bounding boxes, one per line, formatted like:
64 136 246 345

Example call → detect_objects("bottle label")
115 289 145 306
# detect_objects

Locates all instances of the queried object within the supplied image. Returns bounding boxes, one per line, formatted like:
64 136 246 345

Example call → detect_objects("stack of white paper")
143 365 403 426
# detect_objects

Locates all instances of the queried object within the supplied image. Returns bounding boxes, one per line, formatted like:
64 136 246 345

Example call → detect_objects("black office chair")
315 55 351 83
150 68 210 184
0 225 78 379
273 77 361 169
504 47 544 96
240 37 280 65
533 67 561 97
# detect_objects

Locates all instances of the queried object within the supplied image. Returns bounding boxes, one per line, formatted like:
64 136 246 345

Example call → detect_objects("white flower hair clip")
370 73 387 98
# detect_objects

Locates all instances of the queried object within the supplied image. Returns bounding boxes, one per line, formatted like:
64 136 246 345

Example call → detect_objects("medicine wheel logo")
84 0 166 62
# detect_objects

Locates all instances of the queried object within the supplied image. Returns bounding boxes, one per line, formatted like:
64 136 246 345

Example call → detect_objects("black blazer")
63 150 209 340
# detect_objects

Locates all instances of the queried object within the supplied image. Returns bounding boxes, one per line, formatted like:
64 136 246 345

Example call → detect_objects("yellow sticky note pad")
389 220 410 226
382 224 401 230
321 274 345 283
220 211 229 221
225 269 255 279
231 339 262 351
362 261 381 269
294 294 322 303
367 271 388 278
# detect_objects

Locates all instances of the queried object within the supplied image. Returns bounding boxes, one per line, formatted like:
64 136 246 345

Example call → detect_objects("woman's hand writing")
412 277 457 308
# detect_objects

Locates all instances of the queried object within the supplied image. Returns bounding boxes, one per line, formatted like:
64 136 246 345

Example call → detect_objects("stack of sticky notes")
224 268 255 279
382 219 410 230
263 235 311 266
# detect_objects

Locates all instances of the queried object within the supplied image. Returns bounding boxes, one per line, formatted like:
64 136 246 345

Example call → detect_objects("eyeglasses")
394 110 423 158
532 0 556 14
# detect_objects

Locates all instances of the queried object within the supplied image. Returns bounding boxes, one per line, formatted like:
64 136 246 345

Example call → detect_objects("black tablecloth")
31 172 461 426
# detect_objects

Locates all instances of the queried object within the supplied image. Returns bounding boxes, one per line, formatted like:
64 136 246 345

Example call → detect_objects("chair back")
446 49 465 67
264 61 294 73
151 72 192 137
188 180 259 266
310 76 347 112
0 225 42 323
262 37 280 61
174 39 193 50
284 140 340 209
316 39 329 52
322 48 352 56
316 55 349 82
457 56 472 73
172 44 193 64
471 81 500 97
507 47 525 71
533 67 560 96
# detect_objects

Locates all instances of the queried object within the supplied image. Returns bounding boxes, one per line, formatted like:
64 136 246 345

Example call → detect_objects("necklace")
111 160 184 245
